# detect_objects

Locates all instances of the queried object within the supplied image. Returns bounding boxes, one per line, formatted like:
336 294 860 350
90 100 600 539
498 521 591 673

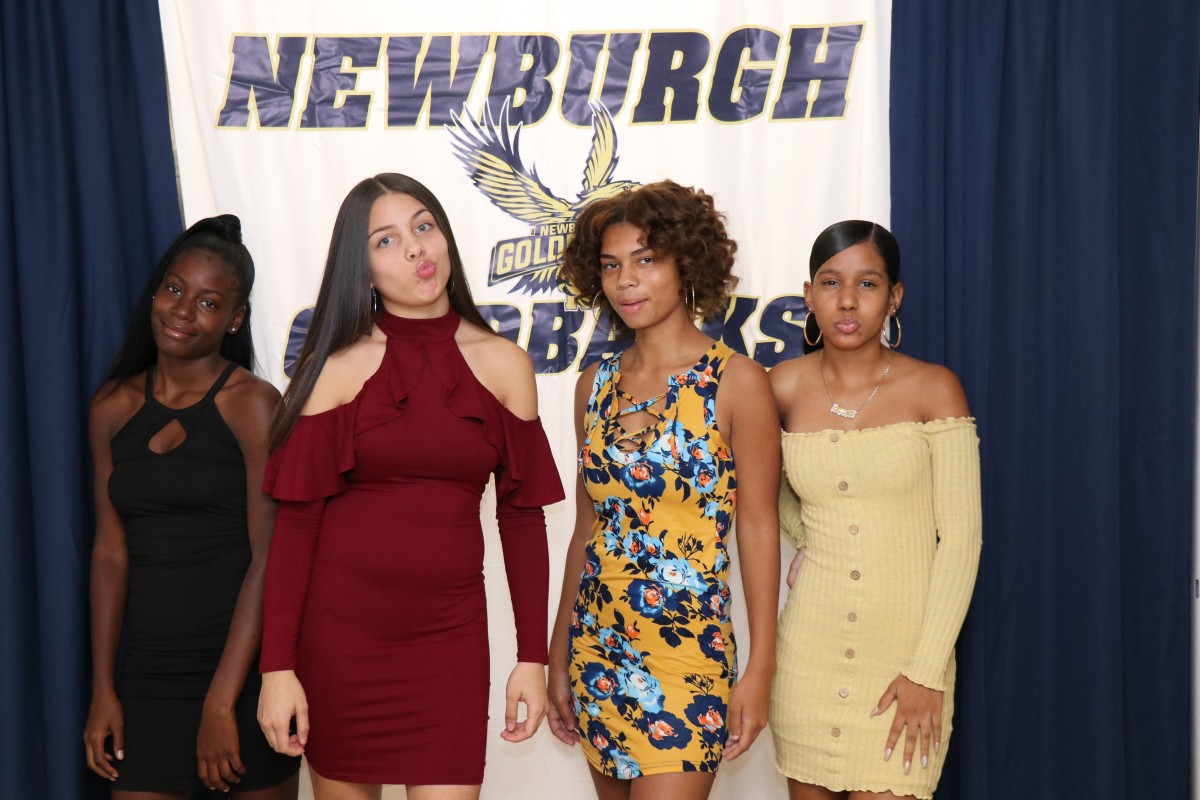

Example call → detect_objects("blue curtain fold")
0 1 181 797
891 1 1198 797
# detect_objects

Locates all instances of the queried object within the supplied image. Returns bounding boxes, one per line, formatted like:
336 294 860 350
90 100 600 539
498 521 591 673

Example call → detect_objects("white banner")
159 2 890 796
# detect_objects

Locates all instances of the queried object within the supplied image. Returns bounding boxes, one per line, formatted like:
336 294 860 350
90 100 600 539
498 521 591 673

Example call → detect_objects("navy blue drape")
891 2 1198 797
0 1 180 797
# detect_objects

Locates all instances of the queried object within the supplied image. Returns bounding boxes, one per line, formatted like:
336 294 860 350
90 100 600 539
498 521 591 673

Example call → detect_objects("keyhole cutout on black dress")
147 418 188 455
612 392 666 453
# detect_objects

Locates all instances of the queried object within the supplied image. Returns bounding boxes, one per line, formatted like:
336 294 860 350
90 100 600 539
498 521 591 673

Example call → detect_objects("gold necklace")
820 349 894 419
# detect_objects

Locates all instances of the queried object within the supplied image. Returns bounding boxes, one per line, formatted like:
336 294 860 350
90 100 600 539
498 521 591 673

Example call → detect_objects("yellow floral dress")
567 342 739 778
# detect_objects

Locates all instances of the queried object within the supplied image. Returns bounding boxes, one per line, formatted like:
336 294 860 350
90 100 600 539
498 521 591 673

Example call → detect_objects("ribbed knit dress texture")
770 418 981 799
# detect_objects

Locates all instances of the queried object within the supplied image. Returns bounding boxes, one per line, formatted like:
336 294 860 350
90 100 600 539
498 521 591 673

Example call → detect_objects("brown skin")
257 192 544 800
547 224 780 799
84 254 292 798
769 242 970 799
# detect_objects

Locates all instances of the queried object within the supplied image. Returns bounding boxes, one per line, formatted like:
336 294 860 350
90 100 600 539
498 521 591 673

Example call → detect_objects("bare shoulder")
899 356 970 420
458 326 538 419
720 351 770 393
89 376 143 440
305 334 384 414
218 368 282 438
574 359 602 409
766 354 811 395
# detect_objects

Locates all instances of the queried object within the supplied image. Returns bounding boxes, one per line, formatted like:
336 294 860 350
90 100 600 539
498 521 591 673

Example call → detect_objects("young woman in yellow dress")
769 220 982 800
547 180 780 799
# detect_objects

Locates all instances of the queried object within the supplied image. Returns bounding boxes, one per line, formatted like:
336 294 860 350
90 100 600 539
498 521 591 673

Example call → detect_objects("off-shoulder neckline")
780 416 976 438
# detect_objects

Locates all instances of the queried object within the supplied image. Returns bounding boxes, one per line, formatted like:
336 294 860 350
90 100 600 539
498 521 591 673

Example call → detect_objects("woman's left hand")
196 702 245 792
723 668 771 760
872 674 943 774
501 661 548 743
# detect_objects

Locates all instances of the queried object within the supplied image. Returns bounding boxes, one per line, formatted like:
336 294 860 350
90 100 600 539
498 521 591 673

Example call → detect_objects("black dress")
106 362 298 792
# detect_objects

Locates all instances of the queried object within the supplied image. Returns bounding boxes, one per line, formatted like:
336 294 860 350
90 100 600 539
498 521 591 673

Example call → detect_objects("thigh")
788 781 845 800
629 771 715 800
308 764 381 800
406 785 481 800
233 772 300 800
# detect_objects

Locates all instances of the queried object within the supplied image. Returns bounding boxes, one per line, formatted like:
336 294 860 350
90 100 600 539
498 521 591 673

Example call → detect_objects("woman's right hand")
546 660 579 746
83 690 123 780
786 546 807 588
257 670 308 756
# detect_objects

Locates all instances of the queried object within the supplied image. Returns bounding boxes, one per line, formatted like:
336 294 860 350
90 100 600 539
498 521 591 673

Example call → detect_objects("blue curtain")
0 1 180 797
891 2 1198 798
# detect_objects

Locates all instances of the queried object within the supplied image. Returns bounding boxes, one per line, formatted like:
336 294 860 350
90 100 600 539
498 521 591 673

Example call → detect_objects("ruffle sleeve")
492 410 566 508
262 403 357 501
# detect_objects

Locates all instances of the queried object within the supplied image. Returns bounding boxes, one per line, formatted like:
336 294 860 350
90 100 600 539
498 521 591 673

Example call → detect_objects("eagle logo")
447 99 639 294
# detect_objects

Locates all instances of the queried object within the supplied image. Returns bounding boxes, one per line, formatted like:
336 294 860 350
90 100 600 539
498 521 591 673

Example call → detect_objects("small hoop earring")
371 287 380 317
803 311 822 347
886 312 902 349
685 284 697 318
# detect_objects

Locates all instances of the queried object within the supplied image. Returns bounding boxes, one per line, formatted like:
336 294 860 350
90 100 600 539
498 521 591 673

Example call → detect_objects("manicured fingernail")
870 707 881 717
116 750 124 760
884 747 892 760
934 739 941 752
507 722 515 731
904 759 911 774
921 755 929 769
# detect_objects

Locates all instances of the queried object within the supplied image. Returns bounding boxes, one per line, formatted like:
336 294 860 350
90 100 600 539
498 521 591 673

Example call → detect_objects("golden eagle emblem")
447 99 638 294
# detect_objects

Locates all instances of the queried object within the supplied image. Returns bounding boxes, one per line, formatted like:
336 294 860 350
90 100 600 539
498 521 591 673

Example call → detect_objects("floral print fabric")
568 342 739 777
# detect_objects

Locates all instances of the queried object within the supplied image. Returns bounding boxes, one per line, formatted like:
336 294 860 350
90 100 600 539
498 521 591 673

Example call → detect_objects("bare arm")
83 383 134 781
718 356 781 760
197 375 282 790
546 363 600 746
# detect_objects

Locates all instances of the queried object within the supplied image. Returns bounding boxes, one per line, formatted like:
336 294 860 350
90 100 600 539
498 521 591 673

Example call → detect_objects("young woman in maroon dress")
256 174 564 800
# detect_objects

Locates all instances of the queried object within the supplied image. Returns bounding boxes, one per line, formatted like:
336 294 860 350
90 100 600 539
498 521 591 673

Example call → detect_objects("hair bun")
186 213 243 244
210 214 243 243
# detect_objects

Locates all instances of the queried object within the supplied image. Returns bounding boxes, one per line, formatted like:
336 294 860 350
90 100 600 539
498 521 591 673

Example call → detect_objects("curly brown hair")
559 180 739 331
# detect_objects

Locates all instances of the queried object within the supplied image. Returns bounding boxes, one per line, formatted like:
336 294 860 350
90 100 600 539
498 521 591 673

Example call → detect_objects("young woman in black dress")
84 216 300 798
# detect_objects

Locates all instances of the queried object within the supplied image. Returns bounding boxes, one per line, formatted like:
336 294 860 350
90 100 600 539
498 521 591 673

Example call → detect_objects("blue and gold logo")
447 100 638 295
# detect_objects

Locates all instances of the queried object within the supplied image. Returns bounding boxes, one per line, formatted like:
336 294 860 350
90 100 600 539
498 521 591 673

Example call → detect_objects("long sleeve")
779 459 807 548
496 500 550 663
261 498 325 672
901 421 983 691
493 411 564 664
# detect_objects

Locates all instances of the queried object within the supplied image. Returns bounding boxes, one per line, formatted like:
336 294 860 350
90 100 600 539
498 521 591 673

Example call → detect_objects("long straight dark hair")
269 173 490 450
104 214 256 381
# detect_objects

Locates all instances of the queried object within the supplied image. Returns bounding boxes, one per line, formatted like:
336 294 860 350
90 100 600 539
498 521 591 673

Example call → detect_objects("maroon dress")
261 309 564 784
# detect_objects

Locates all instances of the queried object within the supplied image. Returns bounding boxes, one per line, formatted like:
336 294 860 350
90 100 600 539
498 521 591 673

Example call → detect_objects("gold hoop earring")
886 312 902 349
589 290 606 324
685 284 697 318
803 311 822 347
